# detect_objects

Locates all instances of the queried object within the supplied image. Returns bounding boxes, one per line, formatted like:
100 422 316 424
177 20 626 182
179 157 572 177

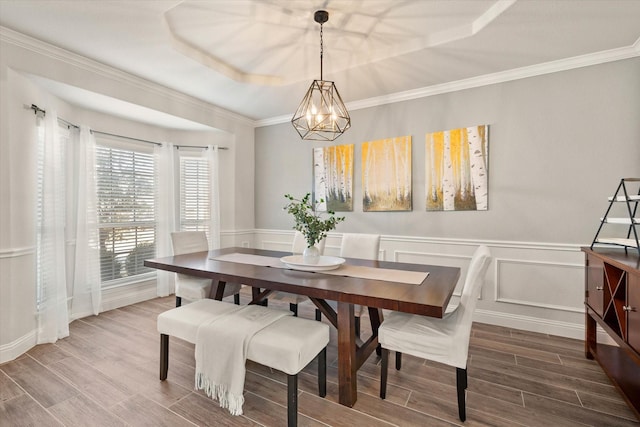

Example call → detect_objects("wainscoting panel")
496 258 585 313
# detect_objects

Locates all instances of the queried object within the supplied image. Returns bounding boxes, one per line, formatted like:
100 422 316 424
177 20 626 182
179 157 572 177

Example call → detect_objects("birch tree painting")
313 144 353 211
425 125 488 211
362 136 412 212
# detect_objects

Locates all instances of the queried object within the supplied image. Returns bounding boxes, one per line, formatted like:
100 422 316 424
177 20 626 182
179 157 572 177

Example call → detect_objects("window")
95 141 156 286
179 155 210 234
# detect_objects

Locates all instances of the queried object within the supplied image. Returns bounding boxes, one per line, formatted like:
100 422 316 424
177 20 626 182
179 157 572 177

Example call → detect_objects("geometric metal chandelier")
291 10 351 141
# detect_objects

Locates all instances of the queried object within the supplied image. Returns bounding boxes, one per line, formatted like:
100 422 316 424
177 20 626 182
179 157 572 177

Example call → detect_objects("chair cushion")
175 276 211 301
379 309 468 369
176 276 242 301
248 315 330 375
157 299 241 343
268 291 310 305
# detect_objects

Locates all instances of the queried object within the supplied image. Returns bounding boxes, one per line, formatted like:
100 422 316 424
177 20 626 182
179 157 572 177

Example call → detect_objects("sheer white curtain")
69 126 101 319
36 114 102 343
36 109 69 343
155 142 176 296
207 145 221 249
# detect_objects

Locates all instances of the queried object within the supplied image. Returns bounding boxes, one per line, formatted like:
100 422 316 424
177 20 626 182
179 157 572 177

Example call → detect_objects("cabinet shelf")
600 218 640 225
609 195 640 202
596 238 640 247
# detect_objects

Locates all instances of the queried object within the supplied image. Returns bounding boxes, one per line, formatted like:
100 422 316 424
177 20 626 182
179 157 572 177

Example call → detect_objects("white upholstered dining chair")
316 233 380 333
269 231 326 316
378 245 492 422
170 231 242 307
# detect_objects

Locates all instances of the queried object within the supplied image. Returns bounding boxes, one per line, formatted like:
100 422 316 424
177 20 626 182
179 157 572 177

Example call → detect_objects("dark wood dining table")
144 246 461 407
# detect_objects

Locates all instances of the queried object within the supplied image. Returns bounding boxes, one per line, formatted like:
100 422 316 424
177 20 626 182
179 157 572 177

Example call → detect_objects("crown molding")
3 25 637 131
0 26 255 128
256 42 640 128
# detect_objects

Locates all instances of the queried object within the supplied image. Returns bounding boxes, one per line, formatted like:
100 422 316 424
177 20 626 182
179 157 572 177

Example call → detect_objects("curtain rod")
27 104 228 150
28 104 79 129
175 145 228 150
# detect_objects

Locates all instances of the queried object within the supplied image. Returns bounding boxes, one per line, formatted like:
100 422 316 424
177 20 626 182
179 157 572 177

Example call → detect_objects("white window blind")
180 155 210 234
96 143 156 285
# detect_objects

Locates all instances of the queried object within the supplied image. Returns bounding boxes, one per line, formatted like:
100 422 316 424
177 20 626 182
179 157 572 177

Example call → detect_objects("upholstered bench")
157 299 330 427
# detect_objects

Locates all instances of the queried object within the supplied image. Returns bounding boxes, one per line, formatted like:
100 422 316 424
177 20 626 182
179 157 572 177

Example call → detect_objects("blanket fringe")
196 372 245 416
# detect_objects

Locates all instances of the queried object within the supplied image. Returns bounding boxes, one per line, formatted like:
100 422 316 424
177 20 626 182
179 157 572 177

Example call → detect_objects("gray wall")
255 58 640 244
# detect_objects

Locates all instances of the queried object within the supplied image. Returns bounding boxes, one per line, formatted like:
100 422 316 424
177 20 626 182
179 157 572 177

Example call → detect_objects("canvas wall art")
362 135 412 212
425 125 489 211
313 144 354 211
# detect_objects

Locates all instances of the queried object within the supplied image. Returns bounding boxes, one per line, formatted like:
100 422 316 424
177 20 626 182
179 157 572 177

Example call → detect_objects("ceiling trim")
0 26 255 128
162 4 282 86
160 0 516 87
257 41 640 128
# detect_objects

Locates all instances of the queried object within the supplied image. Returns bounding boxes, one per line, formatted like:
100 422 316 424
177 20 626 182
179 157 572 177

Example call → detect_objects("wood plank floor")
2 291 639 427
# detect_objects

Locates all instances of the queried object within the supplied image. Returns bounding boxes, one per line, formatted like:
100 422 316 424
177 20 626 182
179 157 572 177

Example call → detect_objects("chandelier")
291 10 351 142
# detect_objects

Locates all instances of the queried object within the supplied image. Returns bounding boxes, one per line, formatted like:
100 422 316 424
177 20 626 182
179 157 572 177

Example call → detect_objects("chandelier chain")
319 23 324 80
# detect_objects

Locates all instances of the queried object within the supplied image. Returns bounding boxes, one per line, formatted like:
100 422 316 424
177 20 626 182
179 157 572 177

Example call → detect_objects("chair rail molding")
0 246 35 258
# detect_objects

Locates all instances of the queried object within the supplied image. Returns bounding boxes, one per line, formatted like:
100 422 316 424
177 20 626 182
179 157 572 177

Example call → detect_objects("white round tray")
280 255 345 272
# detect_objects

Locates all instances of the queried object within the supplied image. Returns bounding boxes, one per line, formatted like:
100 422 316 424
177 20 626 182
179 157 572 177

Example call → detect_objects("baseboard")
0 281 159 364
0 330 36 364
474 308 615 344
101 280 158 312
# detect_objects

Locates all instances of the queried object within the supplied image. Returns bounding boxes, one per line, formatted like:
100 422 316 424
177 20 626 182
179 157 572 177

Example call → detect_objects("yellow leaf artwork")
313 144 354 211
362 136 412 212
426 125 489 211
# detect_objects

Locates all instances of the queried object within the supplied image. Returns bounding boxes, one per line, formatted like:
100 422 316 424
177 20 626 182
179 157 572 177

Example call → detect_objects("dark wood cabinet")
586 255 605 317
583 247 640 419
629 273 640 354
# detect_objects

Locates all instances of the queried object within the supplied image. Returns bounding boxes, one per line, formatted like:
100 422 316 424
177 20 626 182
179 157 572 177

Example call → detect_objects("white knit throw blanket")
195 305 292 416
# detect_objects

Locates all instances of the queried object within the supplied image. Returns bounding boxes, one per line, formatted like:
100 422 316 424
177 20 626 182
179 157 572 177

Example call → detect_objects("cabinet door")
628 272 640 354
586 254 605 317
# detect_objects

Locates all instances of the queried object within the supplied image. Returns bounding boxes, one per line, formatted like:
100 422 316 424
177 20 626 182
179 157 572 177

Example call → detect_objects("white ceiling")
1 0 639 126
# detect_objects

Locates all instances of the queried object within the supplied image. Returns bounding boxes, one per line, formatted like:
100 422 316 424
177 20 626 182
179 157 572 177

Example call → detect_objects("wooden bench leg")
380 348 388 399
160 334 169 380
234 293 240 305
287 374 298 427
318 347 327 398
175 296 182 307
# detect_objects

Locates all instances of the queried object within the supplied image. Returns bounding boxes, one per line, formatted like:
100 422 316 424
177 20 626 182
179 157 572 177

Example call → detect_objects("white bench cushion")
248 315 329 375
158 299 241 343
158 299 330 376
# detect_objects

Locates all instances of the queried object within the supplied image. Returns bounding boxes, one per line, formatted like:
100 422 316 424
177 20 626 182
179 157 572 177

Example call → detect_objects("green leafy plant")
284 193 345 247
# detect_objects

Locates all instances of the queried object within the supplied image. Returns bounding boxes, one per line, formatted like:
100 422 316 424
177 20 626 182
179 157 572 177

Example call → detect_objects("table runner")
211 253 428 285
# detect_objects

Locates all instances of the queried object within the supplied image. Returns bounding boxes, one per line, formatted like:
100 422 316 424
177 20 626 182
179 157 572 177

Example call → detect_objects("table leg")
209 279 226 300
337 301 357 407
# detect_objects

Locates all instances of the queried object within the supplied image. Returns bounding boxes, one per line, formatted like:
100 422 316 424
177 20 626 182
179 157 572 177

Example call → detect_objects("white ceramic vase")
302 245 321 264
